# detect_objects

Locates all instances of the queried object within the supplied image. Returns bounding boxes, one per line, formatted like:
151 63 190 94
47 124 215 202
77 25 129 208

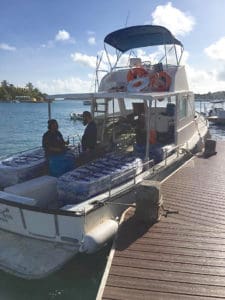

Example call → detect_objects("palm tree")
25 82 34 92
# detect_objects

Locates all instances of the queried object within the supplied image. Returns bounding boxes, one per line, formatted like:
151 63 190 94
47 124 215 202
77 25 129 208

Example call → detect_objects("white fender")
79 219 118 254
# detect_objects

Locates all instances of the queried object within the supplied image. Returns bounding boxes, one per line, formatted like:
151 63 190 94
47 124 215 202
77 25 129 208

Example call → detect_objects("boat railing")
107 158 155 198
0 146 43 161
163 144 182 166
67 134 81 146
104 144 184 199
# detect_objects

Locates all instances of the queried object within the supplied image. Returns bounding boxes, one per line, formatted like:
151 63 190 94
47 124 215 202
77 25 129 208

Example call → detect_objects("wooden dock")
98 141 225 299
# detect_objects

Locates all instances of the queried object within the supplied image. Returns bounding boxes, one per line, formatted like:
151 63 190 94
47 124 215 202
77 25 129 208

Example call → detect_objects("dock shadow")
115 211 153 251
196 151 217 159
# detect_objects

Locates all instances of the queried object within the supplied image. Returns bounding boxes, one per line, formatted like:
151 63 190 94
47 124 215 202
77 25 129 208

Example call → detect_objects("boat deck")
98 141 225 299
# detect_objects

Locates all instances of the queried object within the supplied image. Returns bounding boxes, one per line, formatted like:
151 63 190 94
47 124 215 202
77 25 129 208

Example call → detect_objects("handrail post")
48 101 51 120
133 168 136 184
109 177 112 198
165 149 167 166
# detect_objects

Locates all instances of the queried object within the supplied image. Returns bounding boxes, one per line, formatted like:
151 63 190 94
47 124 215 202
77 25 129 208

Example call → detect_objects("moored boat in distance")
207 99 225 125
70 112 83 121
83 100 91 105
0 25 209 279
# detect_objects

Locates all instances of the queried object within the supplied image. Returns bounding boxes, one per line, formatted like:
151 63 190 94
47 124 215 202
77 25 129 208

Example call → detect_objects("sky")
1 0 225 95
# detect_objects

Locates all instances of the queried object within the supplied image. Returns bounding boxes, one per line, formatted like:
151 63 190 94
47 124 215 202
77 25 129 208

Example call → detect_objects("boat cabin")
91 91 196 160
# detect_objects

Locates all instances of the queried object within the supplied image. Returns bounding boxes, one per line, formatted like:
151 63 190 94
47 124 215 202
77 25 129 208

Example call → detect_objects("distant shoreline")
0 99 51 103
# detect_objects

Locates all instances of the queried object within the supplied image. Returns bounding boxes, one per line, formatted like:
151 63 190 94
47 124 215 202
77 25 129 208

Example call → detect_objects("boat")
83 100 91 105
14 96 35 103
0 25 209 279
207 99 225 125
70 112 83 121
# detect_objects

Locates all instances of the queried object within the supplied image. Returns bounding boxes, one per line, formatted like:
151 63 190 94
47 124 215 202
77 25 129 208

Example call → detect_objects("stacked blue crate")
57 153 143 205
0 148 46 188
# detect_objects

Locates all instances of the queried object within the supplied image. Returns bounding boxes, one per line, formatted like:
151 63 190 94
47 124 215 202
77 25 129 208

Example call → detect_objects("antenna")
124 10 130 27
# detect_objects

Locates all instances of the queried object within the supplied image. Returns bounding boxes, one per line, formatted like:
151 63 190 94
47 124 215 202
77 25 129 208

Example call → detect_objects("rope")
161 204 179 217
187 97 203 142
92 200 136 208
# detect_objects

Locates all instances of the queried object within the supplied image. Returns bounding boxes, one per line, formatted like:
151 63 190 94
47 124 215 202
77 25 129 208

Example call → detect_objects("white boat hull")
208 116 225 125
0 228 77 279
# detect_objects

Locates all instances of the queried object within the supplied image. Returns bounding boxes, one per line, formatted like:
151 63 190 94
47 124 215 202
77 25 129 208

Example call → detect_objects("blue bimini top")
104 25 183 53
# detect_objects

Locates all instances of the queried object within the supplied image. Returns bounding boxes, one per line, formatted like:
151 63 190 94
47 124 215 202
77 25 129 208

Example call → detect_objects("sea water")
195 100 225 141
0 100 86 157
0 100 110 300
0 248 110 300
0 100 224 300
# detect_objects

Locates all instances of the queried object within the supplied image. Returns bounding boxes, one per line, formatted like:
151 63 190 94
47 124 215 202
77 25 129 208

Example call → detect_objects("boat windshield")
102 25 184 72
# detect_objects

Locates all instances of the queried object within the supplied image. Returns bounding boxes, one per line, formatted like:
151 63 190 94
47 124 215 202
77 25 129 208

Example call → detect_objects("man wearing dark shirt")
42 119 67 157
42 119 75 176
81 111 97 152
76 111 97 165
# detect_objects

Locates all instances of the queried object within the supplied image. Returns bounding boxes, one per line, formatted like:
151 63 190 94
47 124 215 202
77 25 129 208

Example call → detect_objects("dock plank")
115 248 225 267
109 265 225 286
100 141 225 299
112 256 225 276
103 286 217 300
106 274 225 298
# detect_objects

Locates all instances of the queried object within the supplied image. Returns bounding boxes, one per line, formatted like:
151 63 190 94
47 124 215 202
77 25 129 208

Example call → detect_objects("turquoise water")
0 248 110 300
1 100 224 158
0 100 110 300
0 100 86 157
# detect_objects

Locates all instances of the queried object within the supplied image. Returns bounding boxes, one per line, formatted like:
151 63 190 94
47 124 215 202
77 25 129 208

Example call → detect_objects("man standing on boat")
81 111 97 152
77 111 97 165
42 119 68 156
42 119 75 176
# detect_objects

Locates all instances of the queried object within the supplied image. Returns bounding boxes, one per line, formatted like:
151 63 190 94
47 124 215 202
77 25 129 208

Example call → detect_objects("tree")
1 80 9 88
25 82 34 92
0 81 46 101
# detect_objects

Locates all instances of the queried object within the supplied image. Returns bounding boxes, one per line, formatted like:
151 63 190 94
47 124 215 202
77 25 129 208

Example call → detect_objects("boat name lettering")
0 208 13 222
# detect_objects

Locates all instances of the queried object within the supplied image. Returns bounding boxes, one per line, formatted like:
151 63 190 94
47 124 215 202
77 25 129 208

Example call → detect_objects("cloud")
36 76 93 94
0 43 16 51
41 40 54 48
87 31 95 36
88 37 96 45
87 31 96 45
217 67 225 81
54 29 75 44
71 52 97 68
185 64 225 93
152 2 195 37
41 29 75 48
205 37 225 61
55 30 70 41
149 3 225 93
